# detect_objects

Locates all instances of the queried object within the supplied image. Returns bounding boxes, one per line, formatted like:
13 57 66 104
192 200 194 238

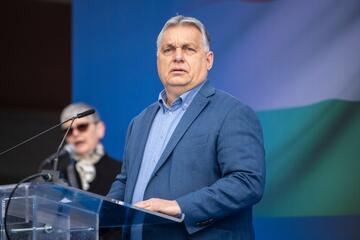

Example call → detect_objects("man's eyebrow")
162 42 196 48
182 43 196 48
163 43 174 48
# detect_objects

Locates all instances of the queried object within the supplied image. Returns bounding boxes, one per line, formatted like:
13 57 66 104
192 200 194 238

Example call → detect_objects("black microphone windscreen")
76 109 95 119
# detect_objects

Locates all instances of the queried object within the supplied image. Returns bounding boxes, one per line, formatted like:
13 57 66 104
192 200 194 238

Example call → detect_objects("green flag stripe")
255 99 360 217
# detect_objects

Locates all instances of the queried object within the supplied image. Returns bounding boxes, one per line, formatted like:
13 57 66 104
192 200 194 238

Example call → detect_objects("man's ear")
206 51 214 70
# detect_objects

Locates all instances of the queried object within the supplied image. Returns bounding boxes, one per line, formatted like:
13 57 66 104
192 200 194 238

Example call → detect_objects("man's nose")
174 48 184 62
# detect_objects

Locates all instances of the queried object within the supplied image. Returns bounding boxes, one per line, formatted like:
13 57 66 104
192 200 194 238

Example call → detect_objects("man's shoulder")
199 81 248 108
210 87 253 112
214 88 241 102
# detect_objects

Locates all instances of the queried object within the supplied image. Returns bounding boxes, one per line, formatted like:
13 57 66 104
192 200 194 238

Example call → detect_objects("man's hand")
134 198 181 216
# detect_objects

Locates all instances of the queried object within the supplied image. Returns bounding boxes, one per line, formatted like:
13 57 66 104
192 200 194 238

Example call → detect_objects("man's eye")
163 48 173 54
184 47 196 53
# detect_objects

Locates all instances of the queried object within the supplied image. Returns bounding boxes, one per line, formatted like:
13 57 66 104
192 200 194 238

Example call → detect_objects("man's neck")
165 93 177 106
164 81 205 106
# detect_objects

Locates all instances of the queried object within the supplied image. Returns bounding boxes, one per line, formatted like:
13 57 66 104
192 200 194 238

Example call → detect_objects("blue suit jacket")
108 81 265 240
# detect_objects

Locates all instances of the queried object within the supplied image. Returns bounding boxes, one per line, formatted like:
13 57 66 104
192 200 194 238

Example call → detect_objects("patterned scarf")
73 143 104 191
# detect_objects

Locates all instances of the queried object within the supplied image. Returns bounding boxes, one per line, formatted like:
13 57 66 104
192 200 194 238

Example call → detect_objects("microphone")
0 109 95 157
76 109 95 119
38 144 74 171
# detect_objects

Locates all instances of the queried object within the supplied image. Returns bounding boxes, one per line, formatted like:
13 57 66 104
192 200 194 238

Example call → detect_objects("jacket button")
196 218 214 227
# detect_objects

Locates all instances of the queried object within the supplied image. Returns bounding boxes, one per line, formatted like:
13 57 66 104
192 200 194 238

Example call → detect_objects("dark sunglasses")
62 123 90 136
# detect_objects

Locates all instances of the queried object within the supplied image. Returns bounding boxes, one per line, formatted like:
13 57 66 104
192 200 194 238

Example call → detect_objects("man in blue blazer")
107 15 265 239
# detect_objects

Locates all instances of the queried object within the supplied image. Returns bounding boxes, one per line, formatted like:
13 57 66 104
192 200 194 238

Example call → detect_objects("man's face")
157 25 213 99
62 116 105 156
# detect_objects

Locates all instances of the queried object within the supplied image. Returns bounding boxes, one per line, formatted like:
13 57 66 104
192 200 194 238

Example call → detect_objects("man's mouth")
170 68 187 74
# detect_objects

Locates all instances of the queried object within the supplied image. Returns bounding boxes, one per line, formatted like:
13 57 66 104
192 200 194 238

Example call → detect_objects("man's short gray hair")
156 15 211 52
60 102 100 124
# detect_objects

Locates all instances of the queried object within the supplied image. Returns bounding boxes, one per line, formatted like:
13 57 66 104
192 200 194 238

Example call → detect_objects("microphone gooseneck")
52 118 75 171
0 124 62 157
37 144 74 171
0 108 96 158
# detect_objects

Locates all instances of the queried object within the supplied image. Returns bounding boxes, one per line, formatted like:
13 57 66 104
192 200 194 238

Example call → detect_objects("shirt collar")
158 81 206 113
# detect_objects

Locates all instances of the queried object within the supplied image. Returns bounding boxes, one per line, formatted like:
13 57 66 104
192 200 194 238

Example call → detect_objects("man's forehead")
160 25 202 44
162 25 201 41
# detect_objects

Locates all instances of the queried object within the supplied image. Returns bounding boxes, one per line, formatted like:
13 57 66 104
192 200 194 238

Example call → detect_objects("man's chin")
167 78 191 87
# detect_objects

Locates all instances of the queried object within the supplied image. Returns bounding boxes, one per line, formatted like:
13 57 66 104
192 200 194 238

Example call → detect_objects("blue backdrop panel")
72 0 173 158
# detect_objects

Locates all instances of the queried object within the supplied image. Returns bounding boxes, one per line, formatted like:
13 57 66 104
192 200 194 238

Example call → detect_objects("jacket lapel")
133 104 159 170
150 82 215 179
126 103 159 201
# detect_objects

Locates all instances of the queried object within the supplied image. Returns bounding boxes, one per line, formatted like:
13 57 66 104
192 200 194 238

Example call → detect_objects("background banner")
73 0 360 238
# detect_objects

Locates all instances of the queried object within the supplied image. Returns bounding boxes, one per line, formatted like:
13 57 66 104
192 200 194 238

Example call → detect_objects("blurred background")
0 0 70 184
1 0 359 239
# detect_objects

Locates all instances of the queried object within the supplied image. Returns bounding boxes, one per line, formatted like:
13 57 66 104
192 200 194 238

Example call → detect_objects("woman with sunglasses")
56 102 122 196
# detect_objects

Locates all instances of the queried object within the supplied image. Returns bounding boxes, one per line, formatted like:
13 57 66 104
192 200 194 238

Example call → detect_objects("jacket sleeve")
176 104 266 234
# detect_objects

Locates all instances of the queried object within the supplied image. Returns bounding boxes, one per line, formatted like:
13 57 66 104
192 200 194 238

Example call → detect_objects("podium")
0 182 183 239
